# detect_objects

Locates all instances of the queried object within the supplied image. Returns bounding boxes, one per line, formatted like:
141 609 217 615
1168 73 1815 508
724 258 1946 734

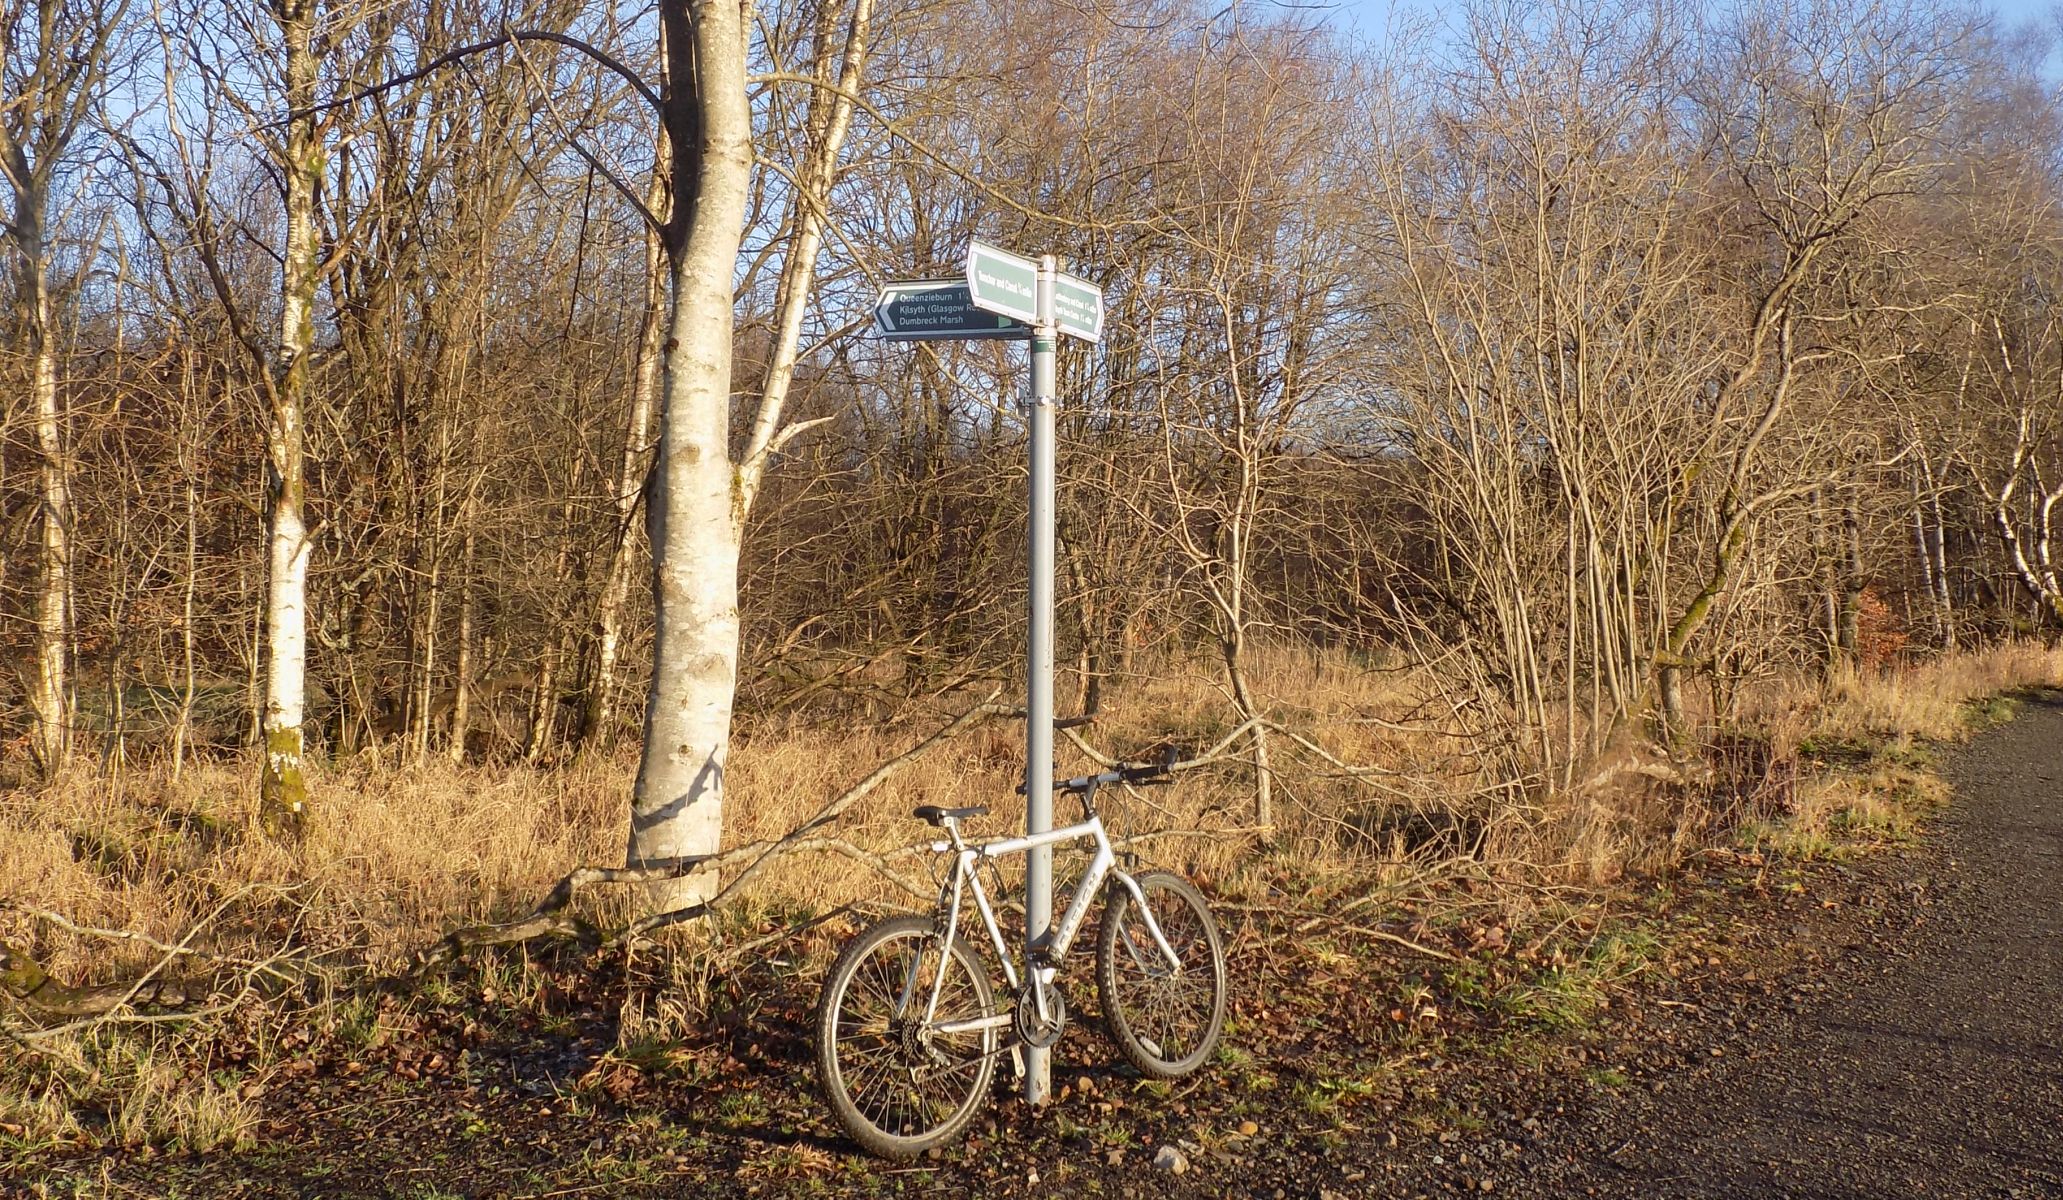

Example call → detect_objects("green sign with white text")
965 240 1041 324
1051 272 1103 343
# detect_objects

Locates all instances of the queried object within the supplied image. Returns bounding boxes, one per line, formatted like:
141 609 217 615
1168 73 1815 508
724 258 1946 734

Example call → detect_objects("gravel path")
1503 692 2063 1199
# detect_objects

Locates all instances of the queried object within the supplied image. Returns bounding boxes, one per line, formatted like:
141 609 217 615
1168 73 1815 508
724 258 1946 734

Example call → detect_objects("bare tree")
0 0 125 776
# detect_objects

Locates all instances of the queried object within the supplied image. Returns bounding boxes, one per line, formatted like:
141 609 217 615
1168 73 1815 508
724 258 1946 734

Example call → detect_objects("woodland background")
5 0 2063 1149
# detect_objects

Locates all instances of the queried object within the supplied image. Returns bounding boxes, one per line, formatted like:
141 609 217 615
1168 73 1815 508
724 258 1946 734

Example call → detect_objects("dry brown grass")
7 643 2056 978
3 641 2057 1148
1797 640 2063 745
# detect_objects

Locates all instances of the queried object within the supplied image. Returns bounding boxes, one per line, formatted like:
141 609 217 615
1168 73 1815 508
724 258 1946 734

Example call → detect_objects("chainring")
1013 981 1067 1049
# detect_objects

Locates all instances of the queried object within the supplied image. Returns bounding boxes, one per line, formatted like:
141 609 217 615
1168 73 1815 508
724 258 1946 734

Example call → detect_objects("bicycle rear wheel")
1095 870 1227 1079
814 915 998 1158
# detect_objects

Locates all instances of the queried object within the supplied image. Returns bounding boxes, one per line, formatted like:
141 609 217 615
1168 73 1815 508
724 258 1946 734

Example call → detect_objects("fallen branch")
0 885 290 1025
417 693 1003 968
0 939 203 1019
1219 902 1460 963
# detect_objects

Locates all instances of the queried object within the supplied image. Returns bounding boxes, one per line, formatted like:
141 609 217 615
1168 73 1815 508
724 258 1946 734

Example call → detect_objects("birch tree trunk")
22 209 69 775
626 0 755 909
448 526 475 761
621 0 875 907
1990 408 2063 627
259 0 320 839
581 160 668 753
735 0 874 510
1 0 121 778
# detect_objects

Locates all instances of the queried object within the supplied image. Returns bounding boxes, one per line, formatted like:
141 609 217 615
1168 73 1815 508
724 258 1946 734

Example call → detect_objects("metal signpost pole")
1022 254 1059 1107
916 239 1097 1107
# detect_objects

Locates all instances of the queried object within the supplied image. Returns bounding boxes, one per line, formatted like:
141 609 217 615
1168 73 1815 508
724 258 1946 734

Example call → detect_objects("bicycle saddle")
913 805 989 826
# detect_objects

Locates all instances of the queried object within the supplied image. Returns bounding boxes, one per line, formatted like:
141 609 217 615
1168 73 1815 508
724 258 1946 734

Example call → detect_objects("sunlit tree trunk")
21 212 69 775
582 160 668 753
1 0 121 777
625 0 755 908
259 0 320 838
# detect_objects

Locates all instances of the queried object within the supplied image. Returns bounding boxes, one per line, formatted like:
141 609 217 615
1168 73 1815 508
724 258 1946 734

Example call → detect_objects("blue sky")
1312 0 2061 75
1316 0 2058 26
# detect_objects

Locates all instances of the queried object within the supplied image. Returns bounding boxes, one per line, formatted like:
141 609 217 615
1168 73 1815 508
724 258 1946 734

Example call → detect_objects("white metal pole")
1023 254 1059 1106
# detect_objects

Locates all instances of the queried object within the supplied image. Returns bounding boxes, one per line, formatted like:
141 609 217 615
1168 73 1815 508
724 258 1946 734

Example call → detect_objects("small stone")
1106 1149 1124 1167
1154 1145 1189 1174
1238 1120 1259 1136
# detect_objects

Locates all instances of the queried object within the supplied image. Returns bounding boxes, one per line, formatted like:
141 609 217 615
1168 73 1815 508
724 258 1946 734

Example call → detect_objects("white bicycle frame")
915 811 1184 1040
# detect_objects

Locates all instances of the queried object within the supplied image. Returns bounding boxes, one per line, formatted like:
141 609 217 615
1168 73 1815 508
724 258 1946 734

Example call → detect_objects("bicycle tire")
815 915 998 1158
1095 870 1228 1079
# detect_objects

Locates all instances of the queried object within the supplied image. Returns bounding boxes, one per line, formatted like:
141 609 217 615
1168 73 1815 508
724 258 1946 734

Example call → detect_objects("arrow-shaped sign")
1050 272 1103 343
965 241 1104 343
874 279 1029 341
965 240 1042 325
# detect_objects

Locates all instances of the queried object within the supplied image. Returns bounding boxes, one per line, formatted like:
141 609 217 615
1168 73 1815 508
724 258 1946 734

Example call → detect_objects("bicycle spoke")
1104 880 1222 1071
828 924 995 1148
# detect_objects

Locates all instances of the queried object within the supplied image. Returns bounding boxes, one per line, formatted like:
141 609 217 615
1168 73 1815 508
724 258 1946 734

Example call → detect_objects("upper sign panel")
965 240 1041 325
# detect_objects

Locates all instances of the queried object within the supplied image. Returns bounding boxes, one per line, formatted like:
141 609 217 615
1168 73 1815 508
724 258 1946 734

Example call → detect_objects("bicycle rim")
1097 872 1226 1078
819 918 996 1156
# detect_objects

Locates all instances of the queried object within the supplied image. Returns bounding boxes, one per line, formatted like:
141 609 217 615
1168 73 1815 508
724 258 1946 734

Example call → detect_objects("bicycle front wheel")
1095 870 1228 1079
814 915 998 1158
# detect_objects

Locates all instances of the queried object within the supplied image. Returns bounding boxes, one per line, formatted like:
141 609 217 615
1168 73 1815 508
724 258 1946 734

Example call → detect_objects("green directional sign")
1051 272 1103 343
875 280 1028 341
965 240 1041 324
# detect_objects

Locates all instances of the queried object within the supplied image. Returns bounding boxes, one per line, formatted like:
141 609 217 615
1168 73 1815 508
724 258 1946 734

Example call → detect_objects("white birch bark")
583 159 668 752
1992 408 2063 626
626 0 755 909
1 0 119 777
259 0 320 837
622 0 877 907
26 237 69 775
735 0 874 511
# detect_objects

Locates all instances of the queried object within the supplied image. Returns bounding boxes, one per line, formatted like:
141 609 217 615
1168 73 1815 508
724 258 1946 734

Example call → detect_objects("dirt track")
1460 692 2063 1199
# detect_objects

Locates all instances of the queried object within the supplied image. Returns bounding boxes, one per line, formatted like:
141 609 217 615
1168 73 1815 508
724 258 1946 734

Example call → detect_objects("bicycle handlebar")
1056 747 1181 794
1012 747 1182 798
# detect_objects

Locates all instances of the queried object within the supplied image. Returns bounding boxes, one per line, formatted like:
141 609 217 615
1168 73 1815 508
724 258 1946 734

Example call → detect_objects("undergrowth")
1 643 2058 1156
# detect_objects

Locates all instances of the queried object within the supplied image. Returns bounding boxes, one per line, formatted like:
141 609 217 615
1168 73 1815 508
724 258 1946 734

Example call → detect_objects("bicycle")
812 753 1229 1158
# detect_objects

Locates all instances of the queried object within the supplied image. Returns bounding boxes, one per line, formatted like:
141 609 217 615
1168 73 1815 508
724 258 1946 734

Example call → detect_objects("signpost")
876 242 1104 1109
